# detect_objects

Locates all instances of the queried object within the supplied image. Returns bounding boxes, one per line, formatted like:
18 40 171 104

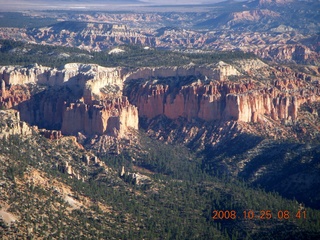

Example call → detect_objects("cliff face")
0 109 34 138
253 45 316 64
24 21 158 52
0 82 31 109
2 27 318 65
0 63 137 138
229 9 280 22
1 61 319 140
126 65 320 124
61 97 138 137
0 64 125 93
125 62 239 82
0 62 238 138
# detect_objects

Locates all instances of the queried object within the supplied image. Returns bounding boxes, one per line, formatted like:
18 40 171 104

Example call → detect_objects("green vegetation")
0 39 256 68
0 130 319 239
0 36 319 238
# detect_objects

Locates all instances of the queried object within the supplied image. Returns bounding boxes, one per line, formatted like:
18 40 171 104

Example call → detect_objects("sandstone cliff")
61 97 138 137
0 63 137 138
1 61 319 140
0 63 125 95
125 62 239 82
126 63 320 124
0 109 34 138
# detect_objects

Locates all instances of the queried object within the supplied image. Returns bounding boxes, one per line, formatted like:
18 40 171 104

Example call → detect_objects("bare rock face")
125 62 239 82
1 2 319 66
0 109 34 138
0 83 31 109
258 0 294 6
229 9 280 23
1 60 319 142
0 63 125 93
0 61 240 138
0 63 137 138
1 79 6 98
61 96 138 137
25 21 156 51
224 88 306 122
253 45 316 64
126 64 320 123
39 129 62 139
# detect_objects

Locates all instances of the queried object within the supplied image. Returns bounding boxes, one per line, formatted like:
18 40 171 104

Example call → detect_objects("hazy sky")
0 0 226 11
140 0 222 4
0 0 225 6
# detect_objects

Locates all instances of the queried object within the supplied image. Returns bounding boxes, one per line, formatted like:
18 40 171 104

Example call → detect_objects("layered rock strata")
1 16 318 64
0 63 138 138
0 63 125 96
125 62 239 82
1 62 319 139
127 77 320 123
61 97 138 137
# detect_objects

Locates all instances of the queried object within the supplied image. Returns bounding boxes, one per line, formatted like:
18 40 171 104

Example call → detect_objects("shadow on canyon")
13 76 84 130
203 135 320 210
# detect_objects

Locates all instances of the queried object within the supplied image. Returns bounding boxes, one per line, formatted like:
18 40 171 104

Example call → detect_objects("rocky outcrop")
1 61 319 140
0 83 31 109
1 26 318 65
253 45 316 63
0 1 319 65
229 9 280 23
61 97 138 137
39 129 62 139
0 63 125 94
1 79 6 98
224 89 306 122
0 109 34 138
125 62 239 82
25 21 157 51
258 0 294 6
0 63 137 138
127 75 320 123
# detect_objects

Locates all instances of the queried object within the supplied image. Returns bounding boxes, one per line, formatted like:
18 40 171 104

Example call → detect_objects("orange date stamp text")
212 210 307 220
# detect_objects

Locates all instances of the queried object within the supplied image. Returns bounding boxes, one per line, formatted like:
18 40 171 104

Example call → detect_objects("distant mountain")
27 0 141 2
140 0 223 4
1 0 320 237
0 0 144 11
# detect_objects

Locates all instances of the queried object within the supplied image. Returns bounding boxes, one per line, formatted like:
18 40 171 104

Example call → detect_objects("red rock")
61 96 138 137
129 78 319 123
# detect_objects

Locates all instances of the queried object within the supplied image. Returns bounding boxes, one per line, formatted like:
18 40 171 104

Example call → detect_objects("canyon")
1 58 319 143
0 63 138 138
1 23 317 65
0 0 320 238
0 0 318 65
1 57 320 214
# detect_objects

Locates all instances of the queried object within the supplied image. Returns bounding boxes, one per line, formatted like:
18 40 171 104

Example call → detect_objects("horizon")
0 0 229 11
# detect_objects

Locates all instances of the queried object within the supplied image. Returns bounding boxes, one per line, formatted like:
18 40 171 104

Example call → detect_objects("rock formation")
0 109 34 138
61 96 138 137
229 9 280 23
39 129 62 139
1 60 319 141
125 62 239 82
0 63 137 138
126 63 320 124
0 63 125 91
1 4 319 65
1 79 6 98
258 0 294 6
